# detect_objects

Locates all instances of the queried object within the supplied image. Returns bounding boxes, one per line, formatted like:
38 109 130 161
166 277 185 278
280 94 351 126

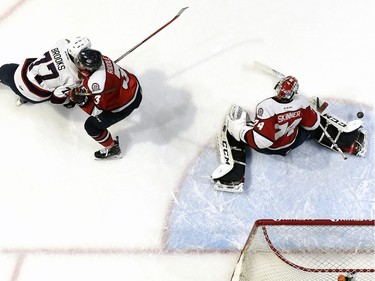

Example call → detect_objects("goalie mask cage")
230 219 375 281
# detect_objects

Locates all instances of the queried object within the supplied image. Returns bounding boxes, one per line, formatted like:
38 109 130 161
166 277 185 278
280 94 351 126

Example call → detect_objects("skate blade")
94 154 123 161
16 97 27 106
213 181 244 193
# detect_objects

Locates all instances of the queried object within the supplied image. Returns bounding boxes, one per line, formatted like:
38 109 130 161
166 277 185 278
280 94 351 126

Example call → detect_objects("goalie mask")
275 76 299 101
67 37 91 61
75 49 102 77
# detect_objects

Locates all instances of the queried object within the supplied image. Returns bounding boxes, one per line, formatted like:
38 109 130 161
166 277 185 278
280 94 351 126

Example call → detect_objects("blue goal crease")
166 102 375 251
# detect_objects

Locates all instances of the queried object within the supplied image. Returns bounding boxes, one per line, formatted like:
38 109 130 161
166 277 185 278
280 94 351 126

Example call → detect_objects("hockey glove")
63 100 76 109
68 87 88 106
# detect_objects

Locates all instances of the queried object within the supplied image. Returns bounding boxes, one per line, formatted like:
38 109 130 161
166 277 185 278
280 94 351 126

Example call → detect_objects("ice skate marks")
166 101 374 251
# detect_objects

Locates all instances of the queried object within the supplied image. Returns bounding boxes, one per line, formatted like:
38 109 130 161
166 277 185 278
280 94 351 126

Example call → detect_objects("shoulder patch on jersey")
92 83 100 91
257 108 264 117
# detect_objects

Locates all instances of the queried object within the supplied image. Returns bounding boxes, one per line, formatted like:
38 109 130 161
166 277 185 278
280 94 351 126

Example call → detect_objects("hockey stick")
74 87 116 96
73 8 189 98
319 124 348 160
114 7 189 63
254 61 330 112
254 60 286 79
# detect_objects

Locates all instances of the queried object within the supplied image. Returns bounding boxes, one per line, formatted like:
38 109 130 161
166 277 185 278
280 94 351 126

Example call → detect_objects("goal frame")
230 219 375 280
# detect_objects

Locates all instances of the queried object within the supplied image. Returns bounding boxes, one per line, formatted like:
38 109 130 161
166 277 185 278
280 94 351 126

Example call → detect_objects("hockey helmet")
274 76 299 101
67 36 91 60
75 48 102 76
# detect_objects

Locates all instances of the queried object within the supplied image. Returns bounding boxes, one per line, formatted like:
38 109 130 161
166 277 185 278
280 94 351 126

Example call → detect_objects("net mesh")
232 220 375 281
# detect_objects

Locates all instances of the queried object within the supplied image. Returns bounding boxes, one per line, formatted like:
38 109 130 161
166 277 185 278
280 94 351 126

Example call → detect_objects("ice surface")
0 0 374 281
168 101 374 251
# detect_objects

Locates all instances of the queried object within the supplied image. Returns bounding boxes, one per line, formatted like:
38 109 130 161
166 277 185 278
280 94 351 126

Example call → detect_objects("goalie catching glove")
68 86 88 106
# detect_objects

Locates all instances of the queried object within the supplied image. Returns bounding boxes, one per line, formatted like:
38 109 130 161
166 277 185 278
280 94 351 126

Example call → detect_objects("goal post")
231 219 375 281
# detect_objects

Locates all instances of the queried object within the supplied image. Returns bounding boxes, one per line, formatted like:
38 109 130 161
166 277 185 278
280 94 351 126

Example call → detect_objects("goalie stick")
254 61 329 112
114 7 189 63
254 60 286 79
318 123 348 160
253 60 349 160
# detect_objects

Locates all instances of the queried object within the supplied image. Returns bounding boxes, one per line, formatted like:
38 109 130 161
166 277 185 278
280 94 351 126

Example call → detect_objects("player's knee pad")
84 116 103 137
0 63 18 86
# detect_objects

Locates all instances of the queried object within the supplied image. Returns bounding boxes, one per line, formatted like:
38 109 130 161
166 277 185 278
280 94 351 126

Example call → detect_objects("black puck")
357 111 364 119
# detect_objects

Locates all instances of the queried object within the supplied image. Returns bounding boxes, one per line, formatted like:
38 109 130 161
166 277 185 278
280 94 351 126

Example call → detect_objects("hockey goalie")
211 75 367 193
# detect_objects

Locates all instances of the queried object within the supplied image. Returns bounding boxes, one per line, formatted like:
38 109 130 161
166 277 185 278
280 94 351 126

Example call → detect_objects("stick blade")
254 61 285 78
177 7 189 16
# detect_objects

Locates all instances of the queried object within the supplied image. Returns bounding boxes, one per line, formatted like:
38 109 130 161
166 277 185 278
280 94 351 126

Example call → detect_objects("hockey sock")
93 129 113 147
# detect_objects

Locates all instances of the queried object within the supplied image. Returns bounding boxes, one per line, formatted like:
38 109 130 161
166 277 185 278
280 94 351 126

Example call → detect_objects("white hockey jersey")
244 94 320 150
13 39 81 103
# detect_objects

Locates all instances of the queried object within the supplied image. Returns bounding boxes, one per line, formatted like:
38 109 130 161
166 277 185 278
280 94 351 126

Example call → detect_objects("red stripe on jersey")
244 130 259 149
21 59 53 98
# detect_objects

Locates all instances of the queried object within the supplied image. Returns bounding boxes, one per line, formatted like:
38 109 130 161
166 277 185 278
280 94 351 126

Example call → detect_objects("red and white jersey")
80 55 140 116
14 39 81 103
244 94 320 150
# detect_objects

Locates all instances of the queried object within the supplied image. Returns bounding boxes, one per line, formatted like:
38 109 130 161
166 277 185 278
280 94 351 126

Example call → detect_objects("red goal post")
231 219 375 281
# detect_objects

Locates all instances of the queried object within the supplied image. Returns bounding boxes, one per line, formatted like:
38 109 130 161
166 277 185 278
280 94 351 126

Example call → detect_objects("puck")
356 111 364 119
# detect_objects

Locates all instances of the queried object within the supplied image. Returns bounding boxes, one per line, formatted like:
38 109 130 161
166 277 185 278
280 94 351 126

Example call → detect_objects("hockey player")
68 48 142 160
211 75 367 192
0 36 91 106
231 76 320 155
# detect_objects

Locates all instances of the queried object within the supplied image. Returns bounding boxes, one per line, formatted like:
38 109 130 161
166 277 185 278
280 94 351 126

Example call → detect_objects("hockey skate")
340 128 367 157
212 163 245 193
94 136 122 160
16 97 28 106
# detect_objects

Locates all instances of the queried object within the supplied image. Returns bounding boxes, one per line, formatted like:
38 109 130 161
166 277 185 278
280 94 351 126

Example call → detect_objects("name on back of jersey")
50 48 65 70
277 110 301 123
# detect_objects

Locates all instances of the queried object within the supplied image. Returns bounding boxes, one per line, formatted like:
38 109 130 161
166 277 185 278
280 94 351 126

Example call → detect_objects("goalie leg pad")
211 132 247 192
212 118 235 180
211 106 249 192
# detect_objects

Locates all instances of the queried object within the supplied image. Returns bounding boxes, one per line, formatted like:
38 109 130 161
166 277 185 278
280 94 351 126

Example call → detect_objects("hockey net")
231 219 375 281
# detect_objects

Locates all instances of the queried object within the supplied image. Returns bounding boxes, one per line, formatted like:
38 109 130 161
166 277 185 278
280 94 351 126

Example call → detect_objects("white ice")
0 0 374 281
